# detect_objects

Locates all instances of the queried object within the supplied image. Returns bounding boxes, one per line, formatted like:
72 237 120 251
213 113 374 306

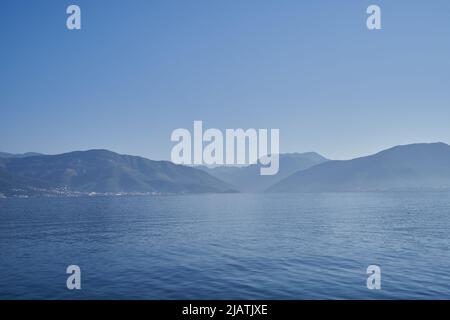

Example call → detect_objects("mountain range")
0 150 236 196
0 152 43 158
268 143 450 192
199 152 328 192
1 142 450 197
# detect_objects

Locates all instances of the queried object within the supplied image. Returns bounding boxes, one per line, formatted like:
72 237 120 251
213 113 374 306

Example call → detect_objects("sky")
1 0 449 161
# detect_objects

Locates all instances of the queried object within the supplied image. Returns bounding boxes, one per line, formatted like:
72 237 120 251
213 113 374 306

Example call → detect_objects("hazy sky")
1 0 449 160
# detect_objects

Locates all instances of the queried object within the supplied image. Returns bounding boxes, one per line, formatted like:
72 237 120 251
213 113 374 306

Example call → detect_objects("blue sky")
1 0 449 160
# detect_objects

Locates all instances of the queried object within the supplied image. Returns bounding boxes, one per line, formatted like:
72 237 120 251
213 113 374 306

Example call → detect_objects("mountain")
0 150 236 196
0 152 43 158
267 143 450 192
200 152 328 192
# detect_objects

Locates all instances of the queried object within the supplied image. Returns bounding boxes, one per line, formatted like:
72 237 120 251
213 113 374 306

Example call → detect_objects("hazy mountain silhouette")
0 150 236 195
3 143 450 196
268 143 450 192
201 152 328 192
0 152 43 158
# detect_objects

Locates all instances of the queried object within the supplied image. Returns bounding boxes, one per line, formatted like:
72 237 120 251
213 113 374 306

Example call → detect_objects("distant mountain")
201 152 328 192
268 143 450 192
0 150 236 196
0 152 43 158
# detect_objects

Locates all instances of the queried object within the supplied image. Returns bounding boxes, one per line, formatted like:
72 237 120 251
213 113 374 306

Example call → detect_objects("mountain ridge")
268 142 450 192
199 152 329 192
3 142 450 197
0 149 237 196
0 152 43 158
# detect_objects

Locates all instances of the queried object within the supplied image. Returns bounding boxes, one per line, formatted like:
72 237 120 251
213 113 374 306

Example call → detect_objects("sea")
0 192 449 299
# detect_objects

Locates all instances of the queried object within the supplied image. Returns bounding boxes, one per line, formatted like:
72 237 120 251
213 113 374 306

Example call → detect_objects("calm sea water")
0 193 449 299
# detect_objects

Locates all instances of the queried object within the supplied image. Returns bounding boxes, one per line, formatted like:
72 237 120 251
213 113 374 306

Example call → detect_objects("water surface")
0 192 449 299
